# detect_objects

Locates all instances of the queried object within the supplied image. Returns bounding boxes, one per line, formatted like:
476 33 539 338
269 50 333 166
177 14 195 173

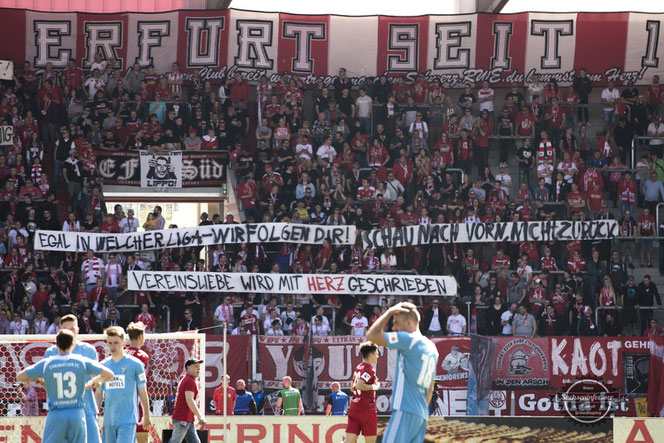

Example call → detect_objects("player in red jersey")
346 341 380 443
125 322 151 443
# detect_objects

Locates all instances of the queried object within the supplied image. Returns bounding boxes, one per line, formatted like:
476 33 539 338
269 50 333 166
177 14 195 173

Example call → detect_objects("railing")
595 305 663 333
224 303 338 335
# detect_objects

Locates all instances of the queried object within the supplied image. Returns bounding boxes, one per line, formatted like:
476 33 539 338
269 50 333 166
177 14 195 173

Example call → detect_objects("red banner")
204 334 251 399
431 337 471 388
492 337 550 390
258 335 394 390
550 337 623 388
1 9 661 86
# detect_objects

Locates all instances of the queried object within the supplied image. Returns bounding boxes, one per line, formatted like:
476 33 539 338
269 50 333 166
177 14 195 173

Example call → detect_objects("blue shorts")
382 410 428 443
87 413 101 443
102 423 137 443
43 408 86 443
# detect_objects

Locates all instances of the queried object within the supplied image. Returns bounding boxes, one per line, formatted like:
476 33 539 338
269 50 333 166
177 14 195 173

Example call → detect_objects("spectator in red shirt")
62 58 84 91
586 182 604 218
231 72 251 106
644 319 663 338
566 182 585 214
172 359 206 437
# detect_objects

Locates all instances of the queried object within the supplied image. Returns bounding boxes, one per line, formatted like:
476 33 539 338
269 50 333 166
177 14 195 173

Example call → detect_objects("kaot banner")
129 271 457 295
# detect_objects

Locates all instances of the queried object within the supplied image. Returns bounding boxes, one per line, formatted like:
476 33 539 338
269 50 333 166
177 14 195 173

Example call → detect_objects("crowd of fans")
1 54 664 340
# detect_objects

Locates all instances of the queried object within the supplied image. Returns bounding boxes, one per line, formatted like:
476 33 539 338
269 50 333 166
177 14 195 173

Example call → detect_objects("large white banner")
362 220 619 249
34 223 356 252
128 271 457 296
6 10 662 86
140 151 182 188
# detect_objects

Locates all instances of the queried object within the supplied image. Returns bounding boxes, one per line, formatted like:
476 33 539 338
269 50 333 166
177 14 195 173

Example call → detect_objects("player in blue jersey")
367 302 439 443
325 382 348 416
44 314 103 443
18 329 114 443
93 326 151 443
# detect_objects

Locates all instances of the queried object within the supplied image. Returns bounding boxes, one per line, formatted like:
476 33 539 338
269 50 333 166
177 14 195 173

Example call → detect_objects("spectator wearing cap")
172 359 206 438
421 299 447 336
495 162 512 197
183 128 202 151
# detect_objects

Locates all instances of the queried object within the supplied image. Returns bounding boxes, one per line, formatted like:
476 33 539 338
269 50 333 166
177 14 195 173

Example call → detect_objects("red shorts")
346 409 377 436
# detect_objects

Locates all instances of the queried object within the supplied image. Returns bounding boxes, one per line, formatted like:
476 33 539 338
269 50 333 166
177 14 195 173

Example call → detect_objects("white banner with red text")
128 271 457 296
34 222 356 252
2 10 663 86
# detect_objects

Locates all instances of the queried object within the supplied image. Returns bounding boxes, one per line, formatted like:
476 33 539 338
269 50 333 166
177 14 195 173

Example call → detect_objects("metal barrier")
594 305 662 333
70 303 172 332
226 303 338 335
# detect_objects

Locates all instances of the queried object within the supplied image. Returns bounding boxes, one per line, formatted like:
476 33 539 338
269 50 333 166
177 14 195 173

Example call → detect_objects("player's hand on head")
389 303 411 315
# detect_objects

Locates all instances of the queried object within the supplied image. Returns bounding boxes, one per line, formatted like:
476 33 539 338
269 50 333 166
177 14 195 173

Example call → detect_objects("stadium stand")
1 31 664 345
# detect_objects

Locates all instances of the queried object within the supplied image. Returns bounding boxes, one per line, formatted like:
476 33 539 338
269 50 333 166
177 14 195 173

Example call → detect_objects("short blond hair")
105 326 126 341
126 322 145 341
396 302 421 324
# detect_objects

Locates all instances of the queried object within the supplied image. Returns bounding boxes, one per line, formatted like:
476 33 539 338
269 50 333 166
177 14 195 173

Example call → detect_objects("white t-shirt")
356 95 373 118
118 217 140 233
90 61 108 74
495 173 512 196
478 88 495 112
429 309 442 331
214 304 234 324
501 310 514 335
316 144 337 162
648 122 664 146
280 310 297 331
263 316 282 332
409 121 428 139
446 314 466 335
528 82 544 102
85 77 105 97
312 323 331 336
601 88 620 111
311 315 330 327
10 319 29 334
537 163 554 185
350 316 369 336
295 142 313 159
